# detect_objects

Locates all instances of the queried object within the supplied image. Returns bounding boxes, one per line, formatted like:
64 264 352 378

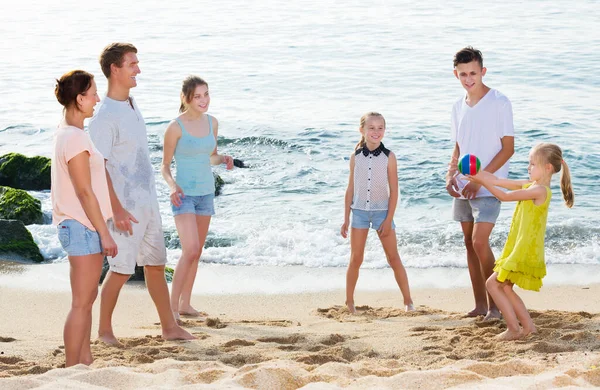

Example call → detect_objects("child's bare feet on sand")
521 325 537 338
97 333 124 348
483 308 502 322
162 325 196 341
405 303 415 312
465 307 487 317
345 301 357 314
495 328 522 341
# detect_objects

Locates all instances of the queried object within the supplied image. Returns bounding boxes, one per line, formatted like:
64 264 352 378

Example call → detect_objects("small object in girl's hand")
458 154 481 175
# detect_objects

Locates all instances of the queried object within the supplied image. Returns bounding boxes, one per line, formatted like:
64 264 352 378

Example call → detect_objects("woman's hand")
222 155 234 170
170 184 185 207
100 233 118 258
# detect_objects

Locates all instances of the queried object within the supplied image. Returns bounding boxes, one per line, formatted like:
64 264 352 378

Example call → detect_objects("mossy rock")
0 153 51 191
214 173 225 196
0 186 43 225
99 261 174 284
0 219 44 262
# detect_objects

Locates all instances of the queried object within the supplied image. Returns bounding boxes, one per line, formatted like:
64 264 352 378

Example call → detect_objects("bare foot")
97 333 124 348
522 325 537 338
495 328 522 341
173 311 184 326
179 308 207 320
345 301 357 314
405 303 415 312
79 356 93 366
162 325 196 341
465 308 487 317
483 308 502 322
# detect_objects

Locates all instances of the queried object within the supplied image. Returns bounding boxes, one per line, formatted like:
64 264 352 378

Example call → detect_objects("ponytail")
179 95 186 113
355 135 366 151
531 142 574 208
560 159 574 208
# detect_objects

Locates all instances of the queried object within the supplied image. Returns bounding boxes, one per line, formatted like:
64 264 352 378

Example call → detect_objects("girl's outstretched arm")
466 171 529 190
341 153 355 238
481 180 546 203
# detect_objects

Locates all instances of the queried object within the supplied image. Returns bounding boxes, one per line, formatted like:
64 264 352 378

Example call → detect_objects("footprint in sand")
222 339 256 348
239 320 294 327
409 326 442 332
319 334 346 346
256 334 306 345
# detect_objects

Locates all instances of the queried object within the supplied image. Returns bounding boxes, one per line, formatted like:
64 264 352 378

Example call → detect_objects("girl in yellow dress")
466 143 574 340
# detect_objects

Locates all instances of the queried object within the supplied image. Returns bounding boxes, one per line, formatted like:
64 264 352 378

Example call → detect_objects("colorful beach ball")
458 154 481 175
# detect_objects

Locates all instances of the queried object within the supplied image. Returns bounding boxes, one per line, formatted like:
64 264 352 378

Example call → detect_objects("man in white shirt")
89 42 194 344
446 47 515 321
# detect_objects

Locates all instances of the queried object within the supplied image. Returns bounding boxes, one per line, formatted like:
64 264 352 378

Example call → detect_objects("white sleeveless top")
351 143 391 211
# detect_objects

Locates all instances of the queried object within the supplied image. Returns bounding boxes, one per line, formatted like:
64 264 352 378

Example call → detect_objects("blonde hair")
531 143 574 208
355 112 386 150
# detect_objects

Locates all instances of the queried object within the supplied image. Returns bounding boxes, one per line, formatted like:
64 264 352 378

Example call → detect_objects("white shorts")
107 204 167 275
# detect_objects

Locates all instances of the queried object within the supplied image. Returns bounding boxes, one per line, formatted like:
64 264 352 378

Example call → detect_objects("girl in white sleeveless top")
341 112 414 314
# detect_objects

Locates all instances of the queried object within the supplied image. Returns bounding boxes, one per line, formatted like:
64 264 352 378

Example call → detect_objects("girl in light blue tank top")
161 76 233 320
174 115 217 196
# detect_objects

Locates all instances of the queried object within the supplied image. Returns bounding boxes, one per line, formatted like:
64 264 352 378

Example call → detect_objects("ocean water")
1 0 599 291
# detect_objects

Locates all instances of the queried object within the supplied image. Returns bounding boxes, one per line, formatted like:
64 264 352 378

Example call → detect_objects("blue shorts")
453 197 501 224
57 219 102 257
171 193 215 216
351 209 396 230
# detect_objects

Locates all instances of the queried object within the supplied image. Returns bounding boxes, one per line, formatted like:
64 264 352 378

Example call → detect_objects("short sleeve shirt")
88 96 157 211
451 89 515 198
51 124 112 229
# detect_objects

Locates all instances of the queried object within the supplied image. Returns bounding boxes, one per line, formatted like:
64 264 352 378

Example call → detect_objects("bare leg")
377 229 413 308
473 222 501 320
179 215 211 315
144 265 195 340
346 228 369 314
65 253 103 367
97 270 129 346
460 222 487 316
503 283 536 336
486 273 521 340
171 214 201 316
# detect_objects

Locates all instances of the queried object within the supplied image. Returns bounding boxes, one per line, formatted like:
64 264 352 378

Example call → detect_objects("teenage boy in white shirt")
446 46 515 321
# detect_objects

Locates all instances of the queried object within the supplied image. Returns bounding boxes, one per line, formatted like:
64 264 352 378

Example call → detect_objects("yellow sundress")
494 183 552 291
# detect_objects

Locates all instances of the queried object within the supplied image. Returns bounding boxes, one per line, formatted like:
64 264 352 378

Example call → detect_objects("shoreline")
2 260 600 294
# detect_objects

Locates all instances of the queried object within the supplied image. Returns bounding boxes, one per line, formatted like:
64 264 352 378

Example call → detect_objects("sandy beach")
1 273 600 389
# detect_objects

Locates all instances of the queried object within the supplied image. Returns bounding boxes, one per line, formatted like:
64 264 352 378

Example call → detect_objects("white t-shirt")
88 96 157 211
451 88 514 198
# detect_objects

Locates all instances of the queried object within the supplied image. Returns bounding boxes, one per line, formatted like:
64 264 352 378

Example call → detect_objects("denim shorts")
57 219 102 256
453 197 501 224
351 209 396 230
171 193 215 216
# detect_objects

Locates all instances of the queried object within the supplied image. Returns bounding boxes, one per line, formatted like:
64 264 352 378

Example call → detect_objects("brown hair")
179 75 209 113
531 143 574 208
453 46 484 68
54 70 94 112
99 42 138 78
356 112 386 150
